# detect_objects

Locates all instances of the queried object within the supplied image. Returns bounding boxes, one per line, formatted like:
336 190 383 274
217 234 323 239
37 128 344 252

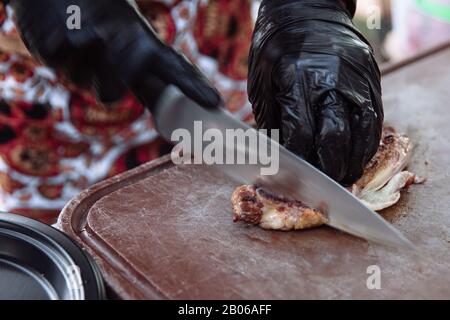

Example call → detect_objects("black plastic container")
0 213 105 300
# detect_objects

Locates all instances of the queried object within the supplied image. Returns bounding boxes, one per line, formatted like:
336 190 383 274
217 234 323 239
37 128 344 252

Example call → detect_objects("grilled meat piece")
231 185 328 230
232 127 423 230
350 127 424 211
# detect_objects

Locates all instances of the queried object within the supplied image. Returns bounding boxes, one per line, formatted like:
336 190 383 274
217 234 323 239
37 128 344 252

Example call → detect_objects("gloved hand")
9 0 221 109
249 0 383 185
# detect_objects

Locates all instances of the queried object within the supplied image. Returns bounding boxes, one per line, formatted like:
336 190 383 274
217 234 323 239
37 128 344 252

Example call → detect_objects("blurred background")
353 0 450 64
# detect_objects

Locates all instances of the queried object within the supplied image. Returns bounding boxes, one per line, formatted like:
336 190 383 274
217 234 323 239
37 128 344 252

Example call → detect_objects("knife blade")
152 85 413 249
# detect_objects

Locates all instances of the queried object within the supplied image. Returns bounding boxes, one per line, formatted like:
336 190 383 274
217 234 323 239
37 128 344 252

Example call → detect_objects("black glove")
249 0 383 185
9 0 221 109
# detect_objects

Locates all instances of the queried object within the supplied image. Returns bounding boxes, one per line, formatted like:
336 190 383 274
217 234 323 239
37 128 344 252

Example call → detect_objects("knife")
151 85 413 249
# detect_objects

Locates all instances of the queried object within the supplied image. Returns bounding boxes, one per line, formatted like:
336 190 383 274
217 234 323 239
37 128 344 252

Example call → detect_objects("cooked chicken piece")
357 171 423 211
350 127 424 211
231 185 328 230
232 127 423 230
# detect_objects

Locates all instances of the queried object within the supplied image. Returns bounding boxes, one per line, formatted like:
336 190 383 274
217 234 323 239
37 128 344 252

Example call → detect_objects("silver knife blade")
152 85 413 249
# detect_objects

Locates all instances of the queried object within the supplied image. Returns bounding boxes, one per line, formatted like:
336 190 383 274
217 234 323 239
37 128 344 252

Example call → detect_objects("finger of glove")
248 58 280 132
132 74 168 114
149 45 223 109
274 58 316 163
342 97 381 186
12 1 67 61
92 57 128 104
315 91 351 182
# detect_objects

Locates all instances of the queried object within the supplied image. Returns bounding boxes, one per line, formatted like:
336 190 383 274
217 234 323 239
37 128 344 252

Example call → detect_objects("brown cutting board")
59 45 450 299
